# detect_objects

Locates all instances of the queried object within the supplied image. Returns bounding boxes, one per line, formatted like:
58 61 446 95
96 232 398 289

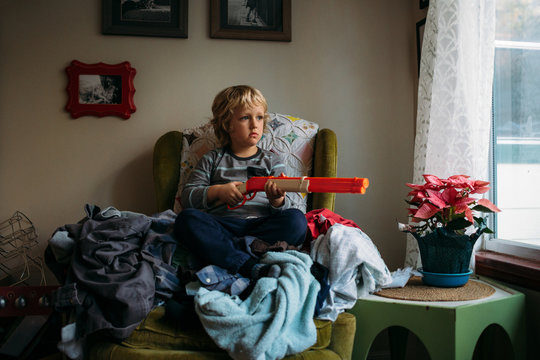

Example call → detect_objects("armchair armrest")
153 131 183 212
310 128 337 211
328 312 356 360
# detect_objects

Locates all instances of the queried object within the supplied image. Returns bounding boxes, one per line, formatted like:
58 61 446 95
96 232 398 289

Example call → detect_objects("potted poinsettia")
398 174 501 278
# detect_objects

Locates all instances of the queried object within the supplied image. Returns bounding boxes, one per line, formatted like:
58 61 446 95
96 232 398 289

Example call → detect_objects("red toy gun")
230 175 369 209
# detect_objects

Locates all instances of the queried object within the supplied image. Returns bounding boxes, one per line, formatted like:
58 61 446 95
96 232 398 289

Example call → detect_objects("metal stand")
0 211 45 286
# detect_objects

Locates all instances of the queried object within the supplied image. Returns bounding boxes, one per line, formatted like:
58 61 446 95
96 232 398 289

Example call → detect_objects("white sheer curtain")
405 0 496 268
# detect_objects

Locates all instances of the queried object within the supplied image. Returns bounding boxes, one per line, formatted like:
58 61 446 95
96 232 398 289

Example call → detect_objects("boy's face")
228 104 265 151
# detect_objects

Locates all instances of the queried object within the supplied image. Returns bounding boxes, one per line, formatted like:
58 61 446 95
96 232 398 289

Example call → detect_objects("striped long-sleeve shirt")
180 147 300 218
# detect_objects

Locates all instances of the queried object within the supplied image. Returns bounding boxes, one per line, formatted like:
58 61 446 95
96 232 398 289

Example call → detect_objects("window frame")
479 37 540 288
485 39 540 262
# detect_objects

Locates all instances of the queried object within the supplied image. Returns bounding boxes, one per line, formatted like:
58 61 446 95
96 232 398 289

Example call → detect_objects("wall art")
210 0 291 41
102 0 188 38
65 60 136 119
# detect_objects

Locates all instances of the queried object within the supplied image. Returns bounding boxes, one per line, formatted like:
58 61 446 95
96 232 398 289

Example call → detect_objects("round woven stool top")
374 276 495 302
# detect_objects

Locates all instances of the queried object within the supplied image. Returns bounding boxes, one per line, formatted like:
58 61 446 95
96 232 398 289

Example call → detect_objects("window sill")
475 250 540 291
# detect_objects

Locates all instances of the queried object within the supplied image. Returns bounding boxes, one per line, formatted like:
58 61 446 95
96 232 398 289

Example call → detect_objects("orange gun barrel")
241 176 369 194
305 177 369 194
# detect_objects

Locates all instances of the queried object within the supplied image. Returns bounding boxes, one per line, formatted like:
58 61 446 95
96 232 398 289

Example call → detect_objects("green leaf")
446 217 473 231
472 204 495 213
474 216 485 224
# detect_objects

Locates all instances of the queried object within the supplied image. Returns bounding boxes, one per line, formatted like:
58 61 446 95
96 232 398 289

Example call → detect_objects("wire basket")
0 211 46 286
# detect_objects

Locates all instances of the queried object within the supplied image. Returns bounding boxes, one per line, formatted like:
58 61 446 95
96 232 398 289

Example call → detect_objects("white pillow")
173 113 319 213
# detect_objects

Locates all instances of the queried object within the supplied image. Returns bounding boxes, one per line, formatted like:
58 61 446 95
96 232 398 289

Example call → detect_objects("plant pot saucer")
418 268 473 287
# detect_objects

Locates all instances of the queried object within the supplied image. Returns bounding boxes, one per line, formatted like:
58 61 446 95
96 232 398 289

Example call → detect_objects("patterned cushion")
173 113 319 213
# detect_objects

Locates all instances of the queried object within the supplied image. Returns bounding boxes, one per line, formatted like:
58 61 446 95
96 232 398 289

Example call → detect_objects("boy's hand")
265 173 286 207
210 182 244 206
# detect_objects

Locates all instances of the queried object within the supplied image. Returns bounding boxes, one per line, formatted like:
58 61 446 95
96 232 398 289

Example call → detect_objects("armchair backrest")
152 113 338 213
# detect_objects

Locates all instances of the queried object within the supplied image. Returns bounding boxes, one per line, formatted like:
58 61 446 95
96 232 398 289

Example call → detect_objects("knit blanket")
194 250 320 360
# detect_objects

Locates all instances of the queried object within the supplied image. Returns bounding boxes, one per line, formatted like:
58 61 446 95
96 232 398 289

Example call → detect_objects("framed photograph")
210 0 291 42
416 18 426 74
102 0 188 38
65 60 137 119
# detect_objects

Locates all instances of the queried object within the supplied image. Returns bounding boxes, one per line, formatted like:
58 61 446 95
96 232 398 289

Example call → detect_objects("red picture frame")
65 60 136 119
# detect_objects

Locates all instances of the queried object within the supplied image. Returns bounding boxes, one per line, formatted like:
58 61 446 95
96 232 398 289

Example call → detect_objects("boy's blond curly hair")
211 85 270 147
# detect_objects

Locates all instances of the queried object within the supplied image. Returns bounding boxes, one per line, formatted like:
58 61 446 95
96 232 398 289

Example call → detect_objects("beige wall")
0 0 416 274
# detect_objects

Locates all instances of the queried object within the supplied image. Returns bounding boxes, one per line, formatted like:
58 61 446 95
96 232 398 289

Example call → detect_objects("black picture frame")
416 18 426 74
102 0 188 38
210 0 291 42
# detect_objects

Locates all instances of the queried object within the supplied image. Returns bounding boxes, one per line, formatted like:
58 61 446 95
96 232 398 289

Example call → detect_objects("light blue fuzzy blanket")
194 250 320 360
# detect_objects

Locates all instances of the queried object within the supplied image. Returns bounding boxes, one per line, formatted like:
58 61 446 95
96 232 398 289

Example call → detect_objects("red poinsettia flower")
402 174 501 235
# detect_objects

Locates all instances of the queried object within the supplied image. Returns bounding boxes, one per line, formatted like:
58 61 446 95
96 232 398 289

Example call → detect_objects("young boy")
174 85 307 279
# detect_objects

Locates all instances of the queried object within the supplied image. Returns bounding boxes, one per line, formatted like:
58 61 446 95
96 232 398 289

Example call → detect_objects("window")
489 0 540 260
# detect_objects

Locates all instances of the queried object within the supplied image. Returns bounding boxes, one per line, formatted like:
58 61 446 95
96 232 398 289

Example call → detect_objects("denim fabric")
196 265 250 296
174 207 307 274
310 262 330 317
141 210 181 297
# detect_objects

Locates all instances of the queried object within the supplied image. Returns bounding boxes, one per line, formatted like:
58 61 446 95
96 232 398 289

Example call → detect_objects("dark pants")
174 208 307 274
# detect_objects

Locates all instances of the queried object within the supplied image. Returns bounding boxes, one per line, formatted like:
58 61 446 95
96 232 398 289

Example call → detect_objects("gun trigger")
228 194 248 210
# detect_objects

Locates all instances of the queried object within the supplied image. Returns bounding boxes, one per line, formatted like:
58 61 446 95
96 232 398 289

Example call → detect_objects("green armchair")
88 123 356 360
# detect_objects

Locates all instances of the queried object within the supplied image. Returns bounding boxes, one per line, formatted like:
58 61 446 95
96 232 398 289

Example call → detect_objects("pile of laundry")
46 205 394 360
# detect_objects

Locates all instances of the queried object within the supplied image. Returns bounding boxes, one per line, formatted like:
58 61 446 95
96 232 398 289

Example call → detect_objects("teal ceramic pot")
418 268 473 287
